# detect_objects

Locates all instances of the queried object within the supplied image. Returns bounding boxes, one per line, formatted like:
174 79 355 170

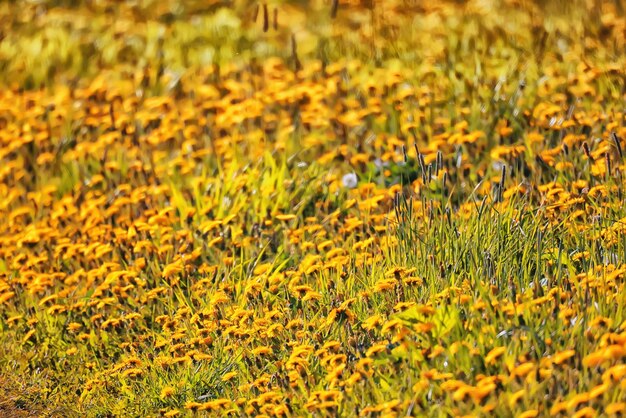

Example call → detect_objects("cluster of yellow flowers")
0 0 625 416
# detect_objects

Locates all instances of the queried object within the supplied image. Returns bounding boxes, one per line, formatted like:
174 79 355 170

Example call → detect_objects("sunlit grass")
0 0 625 416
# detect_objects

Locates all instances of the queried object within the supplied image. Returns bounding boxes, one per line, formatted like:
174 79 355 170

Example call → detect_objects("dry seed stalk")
414 143 426 184
436 150 443 176
498 165 506 202
611 131 623 160
263 4 269 32
582 142 593 162
291 34 301 72
331 0 339 18
252 4 259 23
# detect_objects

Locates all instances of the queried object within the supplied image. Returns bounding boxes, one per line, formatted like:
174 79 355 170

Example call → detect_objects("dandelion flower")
342 172 358 189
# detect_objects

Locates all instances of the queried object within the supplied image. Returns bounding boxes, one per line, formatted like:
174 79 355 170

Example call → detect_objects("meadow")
0 0 625 416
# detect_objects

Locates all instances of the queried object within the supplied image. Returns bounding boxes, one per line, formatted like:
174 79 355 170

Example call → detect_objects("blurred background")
0 0 623 89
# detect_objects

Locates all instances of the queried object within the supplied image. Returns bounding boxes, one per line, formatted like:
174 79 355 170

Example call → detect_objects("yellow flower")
485 346 506 364
553 349 576 365
251 346 273 356
362 315 384 331
606 402 626 415
121 368 143 378
511 362 535 378
160 386 175 399
567 392 590 410
222 371 238 382
508 389 526 408
184 401 202 411
518 410 539 418
572 406 596 418
583 350 606 368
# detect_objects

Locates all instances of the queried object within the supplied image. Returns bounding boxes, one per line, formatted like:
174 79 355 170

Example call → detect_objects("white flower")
342 172 358 189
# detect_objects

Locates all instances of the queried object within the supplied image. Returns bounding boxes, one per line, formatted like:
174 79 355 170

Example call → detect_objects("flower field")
0 0 625 416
